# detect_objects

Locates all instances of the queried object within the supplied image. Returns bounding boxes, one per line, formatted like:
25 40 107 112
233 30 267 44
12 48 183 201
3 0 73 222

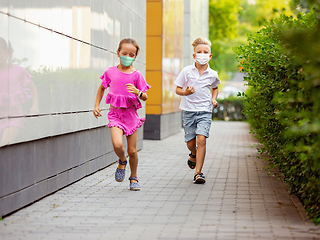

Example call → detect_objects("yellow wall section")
146 105 162 115
147 2 162 36
146 0 163 115
146 36 162 70
146 71 162 106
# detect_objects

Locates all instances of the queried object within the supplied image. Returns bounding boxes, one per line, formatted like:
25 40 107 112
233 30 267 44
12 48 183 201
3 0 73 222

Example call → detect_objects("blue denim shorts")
182 110 212 143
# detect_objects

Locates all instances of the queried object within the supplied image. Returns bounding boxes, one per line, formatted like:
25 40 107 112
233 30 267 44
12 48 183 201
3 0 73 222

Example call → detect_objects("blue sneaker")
115 159 127 182
129 177 140 191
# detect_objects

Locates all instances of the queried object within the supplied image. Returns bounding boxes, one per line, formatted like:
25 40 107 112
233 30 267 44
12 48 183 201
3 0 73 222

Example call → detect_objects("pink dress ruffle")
0 65 32 132
106 107 146 136
107 117 145 136
0 65 31 107
0 91 28 106
100 66 151 109
105 92 142 109
140 84 151 93
105 84 151 109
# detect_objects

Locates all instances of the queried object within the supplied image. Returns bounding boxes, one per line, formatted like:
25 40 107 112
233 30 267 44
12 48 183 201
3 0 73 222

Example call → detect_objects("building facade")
144 0 209 140
0 0 209 216
0 0 146 217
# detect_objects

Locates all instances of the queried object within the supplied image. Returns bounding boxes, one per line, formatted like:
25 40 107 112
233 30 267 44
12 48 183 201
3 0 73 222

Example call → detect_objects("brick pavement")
0 121 320 240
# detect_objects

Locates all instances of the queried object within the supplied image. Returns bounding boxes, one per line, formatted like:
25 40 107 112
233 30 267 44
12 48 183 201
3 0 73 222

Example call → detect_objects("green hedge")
234 12 320 224
212 97 246 121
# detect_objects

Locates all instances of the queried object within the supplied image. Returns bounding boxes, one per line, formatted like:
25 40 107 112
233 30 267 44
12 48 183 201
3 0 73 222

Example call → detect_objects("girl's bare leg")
110 127 126 170
1 127 19 146
195 135 206 174
126 130 138 181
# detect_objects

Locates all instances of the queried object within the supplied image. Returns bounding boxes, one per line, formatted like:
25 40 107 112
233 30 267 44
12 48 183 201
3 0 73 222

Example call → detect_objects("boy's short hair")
192 37 211 51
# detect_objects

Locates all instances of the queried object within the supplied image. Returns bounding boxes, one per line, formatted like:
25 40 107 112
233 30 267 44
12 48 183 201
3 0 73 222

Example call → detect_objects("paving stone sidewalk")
1 121 320 240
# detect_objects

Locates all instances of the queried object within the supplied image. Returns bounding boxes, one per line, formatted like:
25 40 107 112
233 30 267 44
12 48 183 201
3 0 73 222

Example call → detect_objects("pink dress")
0 65 32 132
99 66 151 136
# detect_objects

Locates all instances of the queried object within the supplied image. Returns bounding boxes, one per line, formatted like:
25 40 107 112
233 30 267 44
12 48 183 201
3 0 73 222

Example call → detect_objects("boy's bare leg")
186 138 197 163
110 127 126 170
195 135 206 174
126 131 138 180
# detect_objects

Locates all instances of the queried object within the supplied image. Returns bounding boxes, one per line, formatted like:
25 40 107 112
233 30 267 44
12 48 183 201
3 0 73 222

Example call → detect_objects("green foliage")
209 0 241 78
28 66 99 113
239 0 294 28
208 0 294 80
234 11 320 223
290 0 320 15
212 96 246 121
209 0 240 40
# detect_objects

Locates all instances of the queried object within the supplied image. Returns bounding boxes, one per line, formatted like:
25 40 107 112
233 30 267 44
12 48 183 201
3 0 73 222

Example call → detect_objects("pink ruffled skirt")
0 105 24 133
107 107 145 136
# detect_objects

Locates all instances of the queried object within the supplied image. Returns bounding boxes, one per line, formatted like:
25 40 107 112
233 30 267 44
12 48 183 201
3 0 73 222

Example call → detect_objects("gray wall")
0 1 146 217
0 127 144 217
144 112 182 140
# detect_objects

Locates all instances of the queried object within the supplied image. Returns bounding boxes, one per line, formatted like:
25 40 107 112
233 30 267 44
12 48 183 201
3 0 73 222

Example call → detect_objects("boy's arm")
94 84 105 118
175 86 195 96
212 87 219 108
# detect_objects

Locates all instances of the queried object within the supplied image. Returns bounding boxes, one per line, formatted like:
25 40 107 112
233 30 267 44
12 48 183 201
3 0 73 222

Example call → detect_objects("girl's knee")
113 142 124 152
127 148 137 157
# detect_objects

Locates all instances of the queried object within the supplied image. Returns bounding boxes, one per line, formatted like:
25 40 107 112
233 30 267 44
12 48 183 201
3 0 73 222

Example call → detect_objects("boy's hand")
185 86 195 95
93 106 102 119
126 83 139 96
212 100 219 108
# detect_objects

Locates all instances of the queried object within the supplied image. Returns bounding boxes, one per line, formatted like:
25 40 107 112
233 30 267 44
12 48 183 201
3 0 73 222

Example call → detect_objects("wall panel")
0 0 147 217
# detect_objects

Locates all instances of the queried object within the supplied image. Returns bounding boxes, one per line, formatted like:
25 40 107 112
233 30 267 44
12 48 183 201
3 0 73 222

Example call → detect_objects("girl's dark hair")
0 37 11 51
117 38 140 56
0 37 13 63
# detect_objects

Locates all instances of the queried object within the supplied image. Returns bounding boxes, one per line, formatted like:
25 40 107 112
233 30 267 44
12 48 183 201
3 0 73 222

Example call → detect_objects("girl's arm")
175 86 195 96
139 91 148 101
212 87 219 108
126 83 148 101
94 84 105 118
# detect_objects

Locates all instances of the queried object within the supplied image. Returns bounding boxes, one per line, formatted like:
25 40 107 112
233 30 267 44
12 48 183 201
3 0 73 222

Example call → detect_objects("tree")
209 0 241 80
208 0 294 80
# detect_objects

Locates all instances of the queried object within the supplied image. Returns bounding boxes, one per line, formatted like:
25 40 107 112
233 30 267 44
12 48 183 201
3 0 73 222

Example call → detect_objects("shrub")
234 12 320 224
212 97 246 121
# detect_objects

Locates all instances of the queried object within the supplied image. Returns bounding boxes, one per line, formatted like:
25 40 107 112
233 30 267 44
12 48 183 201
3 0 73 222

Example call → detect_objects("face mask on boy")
195 54 210 65
120 55 135 67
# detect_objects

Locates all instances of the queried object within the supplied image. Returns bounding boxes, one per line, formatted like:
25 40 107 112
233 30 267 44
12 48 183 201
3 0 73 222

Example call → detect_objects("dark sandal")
115 159 127 182
193 172 206 184
129 177 140 191
187 153 196 169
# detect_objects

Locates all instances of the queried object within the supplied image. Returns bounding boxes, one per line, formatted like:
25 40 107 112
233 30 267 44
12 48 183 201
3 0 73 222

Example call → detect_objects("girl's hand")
93 106 102 119
185 86 195 95
212 100 219 108
126 83 139 96
29 105 39 115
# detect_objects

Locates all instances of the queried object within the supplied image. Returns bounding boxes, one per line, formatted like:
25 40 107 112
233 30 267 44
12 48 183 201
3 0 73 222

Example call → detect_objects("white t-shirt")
174 63 221 112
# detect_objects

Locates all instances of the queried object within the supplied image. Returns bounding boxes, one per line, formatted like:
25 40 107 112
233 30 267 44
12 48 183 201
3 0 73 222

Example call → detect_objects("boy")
174 37 220 184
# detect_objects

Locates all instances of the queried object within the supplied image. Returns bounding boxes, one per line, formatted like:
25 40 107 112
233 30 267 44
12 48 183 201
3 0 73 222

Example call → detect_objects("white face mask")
195 54 210 65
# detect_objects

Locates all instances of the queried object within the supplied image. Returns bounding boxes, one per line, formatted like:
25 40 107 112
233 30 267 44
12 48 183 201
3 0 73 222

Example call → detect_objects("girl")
93 38 150 191
0 37 38 147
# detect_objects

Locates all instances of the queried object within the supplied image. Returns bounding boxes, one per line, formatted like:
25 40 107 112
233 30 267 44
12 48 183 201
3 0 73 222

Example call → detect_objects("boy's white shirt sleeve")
174 68 186 88
211 72 221 88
